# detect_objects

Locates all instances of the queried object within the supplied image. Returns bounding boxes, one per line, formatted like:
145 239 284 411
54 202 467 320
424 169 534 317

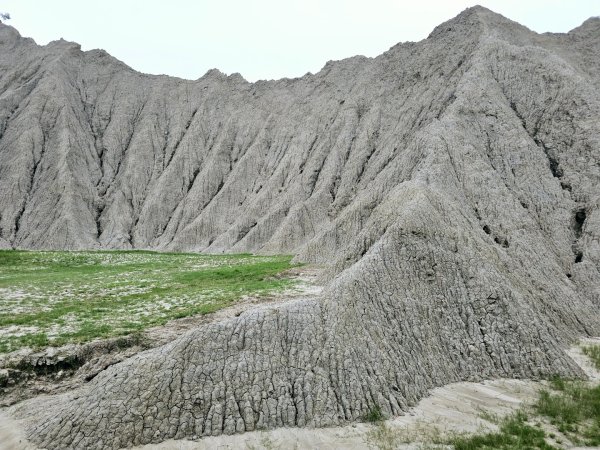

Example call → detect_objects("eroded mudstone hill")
2 5 600 449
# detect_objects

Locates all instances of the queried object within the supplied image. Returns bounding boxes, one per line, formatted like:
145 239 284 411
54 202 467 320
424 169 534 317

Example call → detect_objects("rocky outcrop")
3 6 600 449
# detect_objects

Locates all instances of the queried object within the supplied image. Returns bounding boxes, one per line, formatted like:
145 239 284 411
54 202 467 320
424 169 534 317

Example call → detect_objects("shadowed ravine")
1 5 600 449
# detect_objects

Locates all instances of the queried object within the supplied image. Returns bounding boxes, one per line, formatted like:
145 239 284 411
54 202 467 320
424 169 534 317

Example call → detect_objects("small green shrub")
365 405 384 423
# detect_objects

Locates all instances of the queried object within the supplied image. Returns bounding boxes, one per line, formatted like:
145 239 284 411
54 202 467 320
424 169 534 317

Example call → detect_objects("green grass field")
0 250 297 353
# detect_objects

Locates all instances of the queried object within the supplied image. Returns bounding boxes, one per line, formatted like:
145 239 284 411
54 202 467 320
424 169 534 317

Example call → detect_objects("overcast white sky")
1 1 598 81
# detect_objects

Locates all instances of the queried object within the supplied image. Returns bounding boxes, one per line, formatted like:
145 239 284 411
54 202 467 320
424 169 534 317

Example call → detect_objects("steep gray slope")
3 6 600 449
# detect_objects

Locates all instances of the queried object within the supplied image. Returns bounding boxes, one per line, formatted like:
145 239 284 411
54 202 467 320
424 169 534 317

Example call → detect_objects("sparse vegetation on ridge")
0 250 298 353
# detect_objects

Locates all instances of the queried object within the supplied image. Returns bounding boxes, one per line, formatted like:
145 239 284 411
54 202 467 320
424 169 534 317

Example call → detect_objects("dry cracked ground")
0 4 599 450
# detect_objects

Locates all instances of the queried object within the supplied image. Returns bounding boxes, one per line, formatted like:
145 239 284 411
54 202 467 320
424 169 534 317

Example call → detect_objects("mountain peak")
428 5 532 41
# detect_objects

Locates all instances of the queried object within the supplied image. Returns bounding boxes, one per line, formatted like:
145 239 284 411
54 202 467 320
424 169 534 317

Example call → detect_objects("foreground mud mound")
2 6 600 449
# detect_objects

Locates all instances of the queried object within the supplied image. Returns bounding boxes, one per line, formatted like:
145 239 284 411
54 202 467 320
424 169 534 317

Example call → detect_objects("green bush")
365 405 384 423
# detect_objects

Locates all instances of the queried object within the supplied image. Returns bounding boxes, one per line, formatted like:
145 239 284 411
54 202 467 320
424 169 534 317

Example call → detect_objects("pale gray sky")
1 1 598 81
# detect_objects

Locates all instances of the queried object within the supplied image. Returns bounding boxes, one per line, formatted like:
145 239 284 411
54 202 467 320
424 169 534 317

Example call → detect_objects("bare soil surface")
129 338 600 449
0 332 597 449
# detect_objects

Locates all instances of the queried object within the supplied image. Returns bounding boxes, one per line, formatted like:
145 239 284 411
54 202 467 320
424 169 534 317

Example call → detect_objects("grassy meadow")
0 250 297 353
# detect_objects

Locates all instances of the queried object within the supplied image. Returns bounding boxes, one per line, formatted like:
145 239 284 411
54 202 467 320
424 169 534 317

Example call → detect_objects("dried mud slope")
2 6 600 450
